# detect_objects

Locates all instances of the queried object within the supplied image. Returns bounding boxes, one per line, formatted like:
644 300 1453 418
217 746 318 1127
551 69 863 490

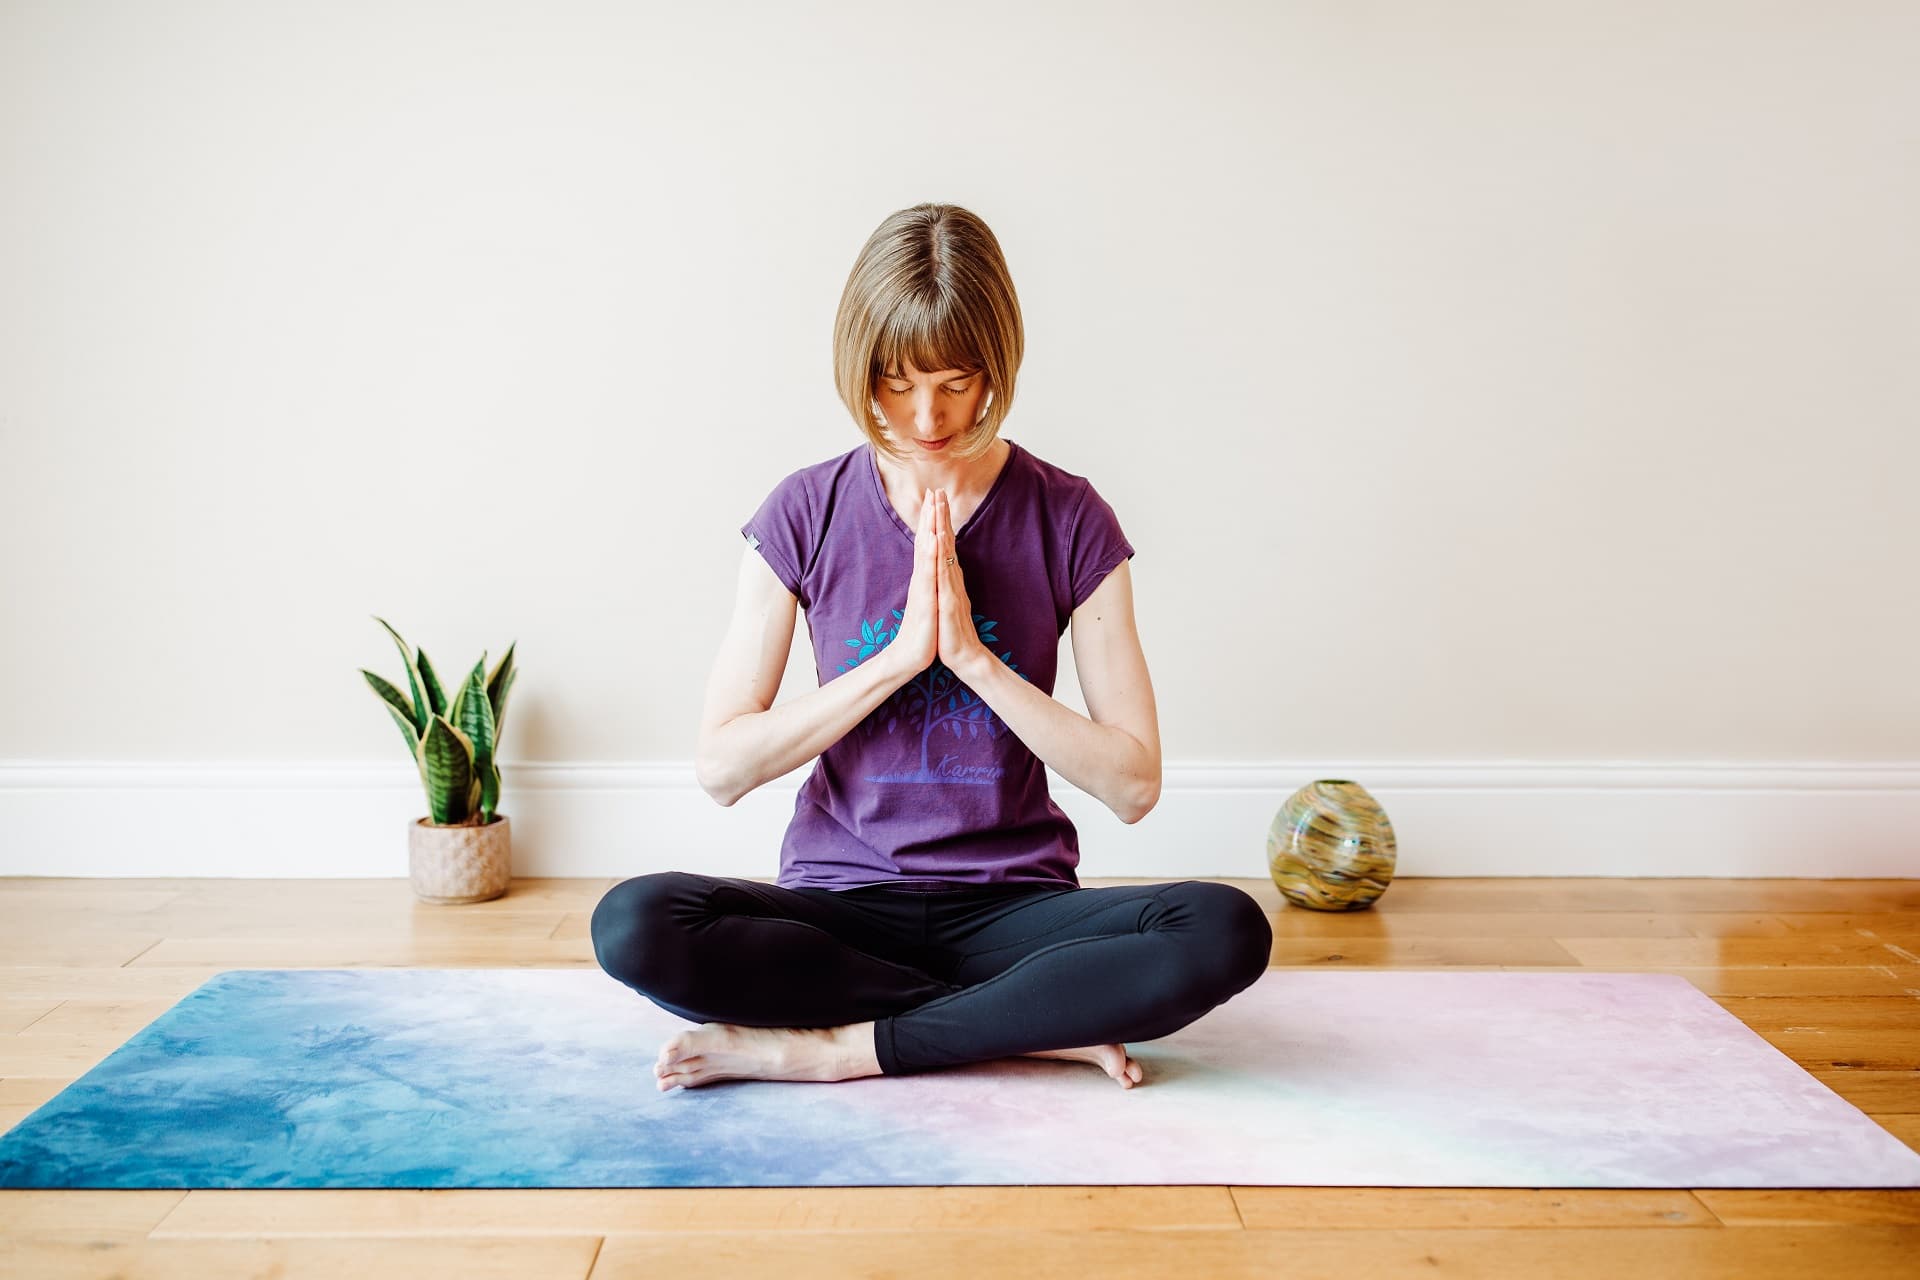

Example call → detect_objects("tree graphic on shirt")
837 608 1031 784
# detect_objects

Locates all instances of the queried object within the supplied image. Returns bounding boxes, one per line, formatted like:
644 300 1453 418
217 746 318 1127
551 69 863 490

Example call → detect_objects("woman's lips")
916 437 950 451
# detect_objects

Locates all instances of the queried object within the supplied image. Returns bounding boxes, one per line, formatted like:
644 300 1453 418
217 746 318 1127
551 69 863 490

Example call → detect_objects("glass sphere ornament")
1268 779 1397 910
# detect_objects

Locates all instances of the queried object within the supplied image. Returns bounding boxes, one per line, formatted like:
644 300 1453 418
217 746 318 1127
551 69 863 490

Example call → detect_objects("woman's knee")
1167 881 1273 990
590 871 698 985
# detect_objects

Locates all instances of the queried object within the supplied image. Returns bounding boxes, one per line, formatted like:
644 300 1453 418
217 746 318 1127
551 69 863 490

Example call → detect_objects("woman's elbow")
1120 775 1162 825
695 755 742 807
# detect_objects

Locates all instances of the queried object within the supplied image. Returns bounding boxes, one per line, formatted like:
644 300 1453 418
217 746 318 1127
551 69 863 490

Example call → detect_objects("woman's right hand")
885 487 940 678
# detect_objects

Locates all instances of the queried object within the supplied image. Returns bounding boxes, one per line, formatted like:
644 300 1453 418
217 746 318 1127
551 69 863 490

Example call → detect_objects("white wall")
2 1 1915 877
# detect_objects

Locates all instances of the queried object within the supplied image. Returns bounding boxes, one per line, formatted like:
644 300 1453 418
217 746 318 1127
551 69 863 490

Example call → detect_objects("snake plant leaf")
486 642 516 731
419 715 476 825
414 647 450 719
480 756 500 821
384 704 424 773
452 659 496 781
373 616 429 734
491 666 518 743
360 669 416 728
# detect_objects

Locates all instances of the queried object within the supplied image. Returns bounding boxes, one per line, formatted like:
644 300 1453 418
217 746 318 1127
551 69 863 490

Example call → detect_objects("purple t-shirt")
739 437 1135 892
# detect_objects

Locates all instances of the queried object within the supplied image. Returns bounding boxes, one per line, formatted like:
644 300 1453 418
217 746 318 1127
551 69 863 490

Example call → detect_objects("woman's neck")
875 436 1010 504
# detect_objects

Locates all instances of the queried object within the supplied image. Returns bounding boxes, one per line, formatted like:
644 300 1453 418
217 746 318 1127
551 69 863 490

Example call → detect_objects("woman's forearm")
701 655 913 807
953 651 1157 823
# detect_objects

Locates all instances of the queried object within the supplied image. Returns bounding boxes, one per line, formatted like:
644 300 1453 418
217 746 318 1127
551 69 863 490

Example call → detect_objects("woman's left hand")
934 489 994 679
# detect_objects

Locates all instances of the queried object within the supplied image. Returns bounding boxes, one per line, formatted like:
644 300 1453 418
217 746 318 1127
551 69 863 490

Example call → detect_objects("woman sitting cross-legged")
590 202 1272 1091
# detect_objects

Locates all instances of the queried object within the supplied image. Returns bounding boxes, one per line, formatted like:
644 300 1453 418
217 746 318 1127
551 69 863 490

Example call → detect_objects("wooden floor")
2 875 1917 1278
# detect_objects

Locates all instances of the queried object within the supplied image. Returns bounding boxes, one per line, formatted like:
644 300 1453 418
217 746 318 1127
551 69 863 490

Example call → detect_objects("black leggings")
589 871 1274 1076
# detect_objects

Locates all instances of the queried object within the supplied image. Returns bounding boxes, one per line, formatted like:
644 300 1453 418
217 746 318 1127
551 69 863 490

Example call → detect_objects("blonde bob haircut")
833 203 1024 467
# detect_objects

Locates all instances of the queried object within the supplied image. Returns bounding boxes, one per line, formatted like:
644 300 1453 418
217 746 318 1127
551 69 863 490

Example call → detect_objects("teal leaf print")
834 601 1033 780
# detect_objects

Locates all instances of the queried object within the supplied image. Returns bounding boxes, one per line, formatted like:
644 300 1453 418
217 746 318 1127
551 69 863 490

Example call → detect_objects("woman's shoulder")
1003 439 1109 505
755 443 868 504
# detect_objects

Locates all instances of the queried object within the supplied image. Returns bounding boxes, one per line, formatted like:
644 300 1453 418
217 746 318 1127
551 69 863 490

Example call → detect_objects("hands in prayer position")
887 488 991 680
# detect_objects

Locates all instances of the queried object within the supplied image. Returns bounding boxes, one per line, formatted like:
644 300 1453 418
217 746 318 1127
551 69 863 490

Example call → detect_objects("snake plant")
359 617 517 826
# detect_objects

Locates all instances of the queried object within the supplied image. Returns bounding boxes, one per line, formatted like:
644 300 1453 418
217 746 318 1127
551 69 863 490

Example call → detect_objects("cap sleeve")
740 472 811 606
1066 480 1135 613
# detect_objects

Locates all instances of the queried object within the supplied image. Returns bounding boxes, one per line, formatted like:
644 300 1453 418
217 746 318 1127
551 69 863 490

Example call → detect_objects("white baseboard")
1 761 1916 880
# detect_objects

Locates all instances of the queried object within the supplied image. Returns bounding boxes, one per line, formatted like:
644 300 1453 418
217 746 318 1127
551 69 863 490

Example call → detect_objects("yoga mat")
1 968 1915 1189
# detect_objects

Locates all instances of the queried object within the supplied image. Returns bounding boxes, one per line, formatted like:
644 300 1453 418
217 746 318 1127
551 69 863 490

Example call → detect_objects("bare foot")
654 1023 1144 1091
1021 1043 1145 1089
655 1022 858 1090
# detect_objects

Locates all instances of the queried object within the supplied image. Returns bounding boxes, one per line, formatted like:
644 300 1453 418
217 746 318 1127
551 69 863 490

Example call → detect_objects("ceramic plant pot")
409 813 511 904
1267 780 1396 911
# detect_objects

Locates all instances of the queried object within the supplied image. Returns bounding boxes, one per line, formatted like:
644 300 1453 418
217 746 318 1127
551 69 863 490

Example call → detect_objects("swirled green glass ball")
1268 779 1397 910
